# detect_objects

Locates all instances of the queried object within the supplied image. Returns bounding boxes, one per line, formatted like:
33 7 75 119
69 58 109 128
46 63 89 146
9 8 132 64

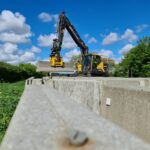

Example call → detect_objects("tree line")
0 62 44 83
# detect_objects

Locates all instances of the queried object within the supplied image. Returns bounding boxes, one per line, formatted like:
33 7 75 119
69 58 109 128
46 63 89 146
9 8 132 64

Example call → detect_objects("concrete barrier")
1 84 150 150
25 77 34 85
1 77 150 149
48 77 150 143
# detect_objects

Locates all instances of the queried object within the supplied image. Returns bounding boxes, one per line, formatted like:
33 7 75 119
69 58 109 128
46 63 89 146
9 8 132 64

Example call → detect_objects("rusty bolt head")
68 130 88 147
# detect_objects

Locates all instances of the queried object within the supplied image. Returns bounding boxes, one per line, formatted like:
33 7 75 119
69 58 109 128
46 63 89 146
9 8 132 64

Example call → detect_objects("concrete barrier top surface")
50 77 150 91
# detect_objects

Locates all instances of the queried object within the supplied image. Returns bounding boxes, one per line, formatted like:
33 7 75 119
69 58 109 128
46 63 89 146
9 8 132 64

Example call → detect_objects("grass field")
0 81 25 143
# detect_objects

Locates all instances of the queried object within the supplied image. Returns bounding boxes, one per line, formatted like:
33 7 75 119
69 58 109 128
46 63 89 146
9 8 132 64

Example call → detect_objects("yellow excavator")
50 12 109 76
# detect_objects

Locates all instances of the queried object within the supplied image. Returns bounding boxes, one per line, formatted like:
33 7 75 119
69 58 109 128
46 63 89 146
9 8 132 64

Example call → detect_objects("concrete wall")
100 85 150 143
47 77 150 143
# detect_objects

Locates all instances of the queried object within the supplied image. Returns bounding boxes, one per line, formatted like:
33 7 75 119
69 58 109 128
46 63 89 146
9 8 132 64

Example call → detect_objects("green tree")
114 37 150 77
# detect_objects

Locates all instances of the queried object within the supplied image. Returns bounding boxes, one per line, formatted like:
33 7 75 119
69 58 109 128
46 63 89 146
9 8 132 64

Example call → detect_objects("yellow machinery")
50 55 64 68
50 12 109 76
75 54 108 76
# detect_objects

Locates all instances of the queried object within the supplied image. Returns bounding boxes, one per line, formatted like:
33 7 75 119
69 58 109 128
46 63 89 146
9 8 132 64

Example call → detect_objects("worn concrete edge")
50 78 150 92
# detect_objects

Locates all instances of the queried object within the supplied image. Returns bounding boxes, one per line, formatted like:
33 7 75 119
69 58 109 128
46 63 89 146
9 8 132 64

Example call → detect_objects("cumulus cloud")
0 32 31 43
136 24 149 32
38 31 77 49
88 37 97 44
102 32 119 45
102 28 138 45
0 43 41 64
84 34 97 44
38 12 52 22
0 10 31 34
98 49 114 57
0 43 19 63
38 12 58 23
38 33 56 47
119 44 134 54
30 46 41 53
121 29 138 42
96 49 124 64
63 49 80 62
20 51 35 62
0 43 18 55
0 10 32 44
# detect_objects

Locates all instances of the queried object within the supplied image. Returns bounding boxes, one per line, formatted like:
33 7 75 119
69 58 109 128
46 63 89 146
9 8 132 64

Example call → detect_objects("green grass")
0 81 25 143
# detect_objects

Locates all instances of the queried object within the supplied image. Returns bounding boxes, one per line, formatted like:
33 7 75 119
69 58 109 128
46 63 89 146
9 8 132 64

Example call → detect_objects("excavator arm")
51 12 88 56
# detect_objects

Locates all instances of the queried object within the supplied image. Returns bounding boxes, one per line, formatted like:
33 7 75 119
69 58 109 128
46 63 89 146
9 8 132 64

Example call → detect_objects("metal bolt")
68 130 88 146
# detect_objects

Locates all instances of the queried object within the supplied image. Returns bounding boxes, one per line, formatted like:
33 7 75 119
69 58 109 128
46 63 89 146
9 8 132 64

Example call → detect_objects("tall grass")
0 81 25 143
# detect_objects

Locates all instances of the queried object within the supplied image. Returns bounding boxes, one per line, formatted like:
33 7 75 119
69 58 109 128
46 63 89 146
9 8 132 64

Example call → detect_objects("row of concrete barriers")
1 77 150 150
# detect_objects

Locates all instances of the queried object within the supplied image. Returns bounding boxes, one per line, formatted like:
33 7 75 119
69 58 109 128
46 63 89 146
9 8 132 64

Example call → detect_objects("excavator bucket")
36 61 75 73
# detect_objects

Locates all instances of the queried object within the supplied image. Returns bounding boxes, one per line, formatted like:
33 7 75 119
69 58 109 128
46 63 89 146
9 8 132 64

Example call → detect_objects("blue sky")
0 0 150 64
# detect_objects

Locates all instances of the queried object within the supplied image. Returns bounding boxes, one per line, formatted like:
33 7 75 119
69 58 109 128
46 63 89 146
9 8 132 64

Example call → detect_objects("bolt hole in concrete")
68 130 88 147
60 130 94 149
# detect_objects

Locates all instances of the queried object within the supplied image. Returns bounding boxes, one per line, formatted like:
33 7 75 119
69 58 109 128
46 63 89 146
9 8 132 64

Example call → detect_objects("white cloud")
0 32 31 43
119 44 134 54
38 12 58 23
136 24 149 32
20 51 35 62
38 31 77 49
102 28 138 45
37 33 56 47
38 12 53 22
0 10 31 34
97 49 122 64
0 10 32 43
102 32 119 45
30 46 41 53
121 29 138 42
0 43 18 55
88 37 97 44
98 49 114 57
63 49 80 62
0 43 19 63
0 43 39 64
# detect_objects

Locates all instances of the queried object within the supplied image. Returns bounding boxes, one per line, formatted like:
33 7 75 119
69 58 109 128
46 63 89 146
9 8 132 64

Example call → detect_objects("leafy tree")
114 37 150 77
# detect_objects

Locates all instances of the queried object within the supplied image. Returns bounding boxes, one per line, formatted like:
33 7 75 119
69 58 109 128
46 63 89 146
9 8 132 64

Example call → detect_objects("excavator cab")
76 54 107 76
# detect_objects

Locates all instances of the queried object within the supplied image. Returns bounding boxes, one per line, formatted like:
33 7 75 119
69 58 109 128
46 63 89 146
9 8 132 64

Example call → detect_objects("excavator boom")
51 12 88 56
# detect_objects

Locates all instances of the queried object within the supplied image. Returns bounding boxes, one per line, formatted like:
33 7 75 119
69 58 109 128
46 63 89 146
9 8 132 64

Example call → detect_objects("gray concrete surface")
1 83 150 150
46 77 150 142
36 61 74 72
100 84 150 143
